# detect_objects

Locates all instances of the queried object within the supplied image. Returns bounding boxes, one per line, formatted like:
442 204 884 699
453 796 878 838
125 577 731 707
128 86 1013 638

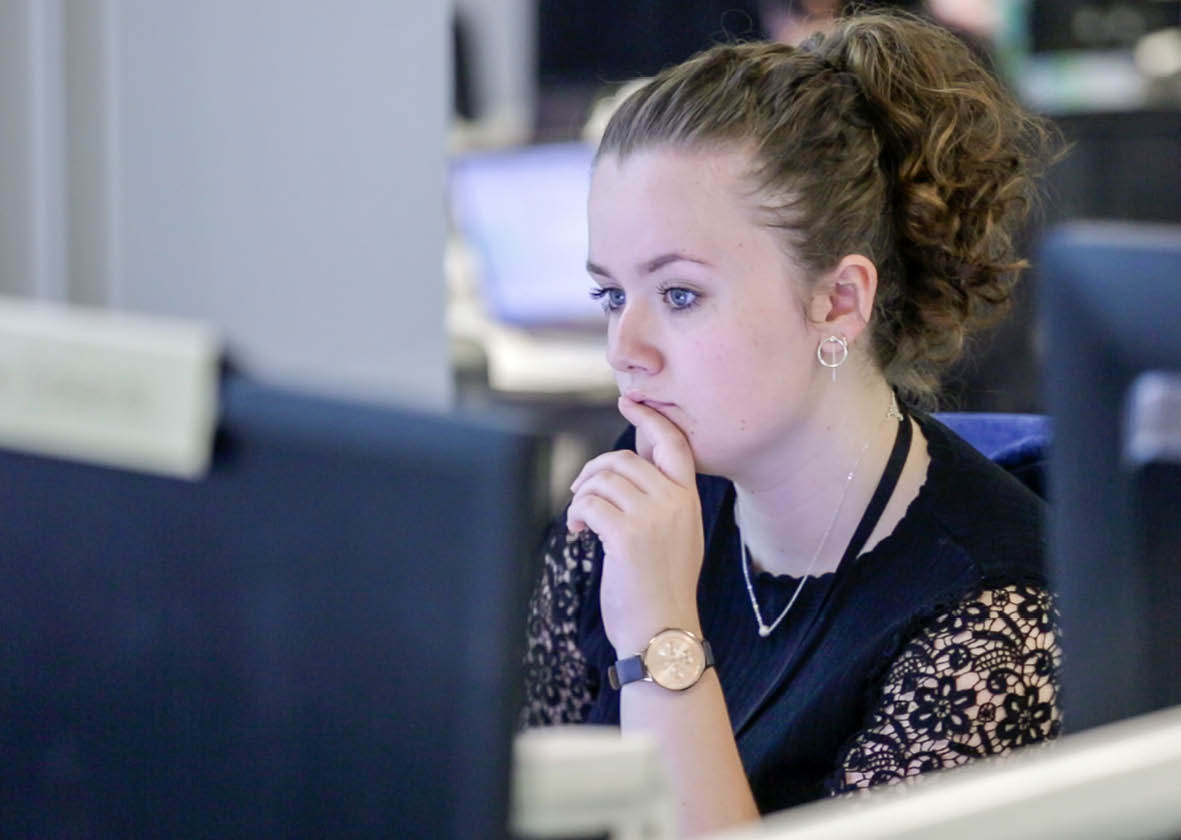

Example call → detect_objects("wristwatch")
608 628 715 692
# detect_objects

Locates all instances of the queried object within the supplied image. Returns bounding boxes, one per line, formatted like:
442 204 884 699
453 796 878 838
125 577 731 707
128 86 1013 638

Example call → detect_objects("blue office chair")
934 412 1051 499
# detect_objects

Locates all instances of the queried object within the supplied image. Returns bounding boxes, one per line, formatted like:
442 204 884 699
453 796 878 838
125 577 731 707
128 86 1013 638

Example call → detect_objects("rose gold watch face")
644 629 706 691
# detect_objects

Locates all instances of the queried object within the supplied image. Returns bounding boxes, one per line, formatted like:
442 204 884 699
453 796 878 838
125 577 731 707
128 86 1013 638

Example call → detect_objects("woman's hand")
567 396 704 655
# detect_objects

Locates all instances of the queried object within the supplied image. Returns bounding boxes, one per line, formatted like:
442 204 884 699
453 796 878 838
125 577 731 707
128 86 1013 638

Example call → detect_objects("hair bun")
815 14 1058 400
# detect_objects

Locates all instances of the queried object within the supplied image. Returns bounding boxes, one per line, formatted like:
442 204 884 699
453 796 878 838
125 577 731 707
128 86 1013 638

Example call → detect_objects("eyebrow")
585 253 712 279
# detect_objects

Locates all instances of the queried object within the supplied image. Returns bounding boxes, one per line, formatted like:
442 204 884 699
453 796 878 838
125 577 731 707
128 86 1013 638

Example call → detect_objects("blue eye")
589 286 626 313
663 287 699 310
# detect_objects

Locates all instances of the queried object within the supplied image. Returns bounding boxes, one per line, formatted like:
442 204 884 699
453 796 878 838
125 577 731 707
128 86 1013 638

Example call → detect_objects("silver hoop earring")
817 335 848 382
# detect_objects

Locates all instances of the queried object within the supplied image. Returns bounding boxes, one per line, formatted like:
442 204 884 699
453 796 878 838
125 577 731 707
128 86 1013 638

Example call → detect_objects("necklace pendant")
738 391 901 640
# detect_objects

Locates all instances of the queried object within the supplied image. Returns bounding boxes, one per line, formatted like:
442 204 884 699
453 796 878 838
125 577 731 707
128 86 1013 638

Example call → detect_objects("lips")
623 390 675 409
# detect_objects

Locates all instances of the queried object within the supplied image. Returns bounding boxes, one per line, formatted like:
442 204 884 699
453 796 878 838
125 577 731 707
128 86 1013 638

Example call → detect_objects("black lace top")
522 413 1061 813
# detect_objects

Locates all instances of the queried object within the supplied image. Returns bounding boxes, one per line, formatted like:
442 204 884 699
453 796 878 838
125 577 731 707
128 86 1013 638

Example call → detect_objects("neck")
732 375 901 578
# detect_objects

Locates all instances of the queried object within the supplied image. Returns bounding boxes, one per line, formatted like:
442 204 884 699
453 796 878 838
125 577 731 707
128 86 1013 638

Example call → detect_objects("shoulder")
912 412 1046 582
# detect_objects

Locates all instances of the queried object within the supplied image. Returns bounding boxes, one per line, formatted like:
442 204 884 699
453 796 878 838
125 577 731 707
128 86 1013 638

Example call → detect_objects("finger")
571 469 647 515
570 450 665 495
617 397 696 485
566 492 624 537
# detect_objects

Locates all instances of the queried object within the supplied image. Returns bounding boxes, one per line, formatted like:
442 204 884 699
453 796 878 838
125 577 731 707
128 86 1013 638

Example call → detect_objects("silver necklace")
738 393 902 638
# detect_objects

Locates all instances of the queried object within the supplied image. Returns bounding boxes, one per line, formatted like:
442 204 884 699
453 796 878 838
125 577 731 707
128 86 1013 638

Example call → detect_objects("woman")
523 11 1059 836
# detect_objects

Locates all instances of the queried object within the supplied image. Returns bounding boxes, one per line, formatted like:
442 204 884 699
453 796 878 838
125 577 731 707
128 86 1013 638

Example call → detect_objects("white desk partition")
512 726 674 840
514 707 1181 840
708 705 1181 840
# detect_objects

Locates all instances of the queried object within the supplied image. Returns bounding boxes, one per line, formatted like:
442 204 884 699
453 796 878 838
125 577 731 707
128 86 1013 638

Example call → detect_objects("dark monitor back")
537 0 760 84
1029 1 1181 52
0 376 549 839
1127 377 1181 719
1047 110 1181 226
1039 221 1181 732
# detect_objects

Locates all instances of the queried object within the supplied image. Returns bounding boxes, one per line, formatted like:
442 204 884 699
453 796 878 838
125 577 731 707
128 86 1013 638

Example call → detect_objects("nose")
606 303 662 375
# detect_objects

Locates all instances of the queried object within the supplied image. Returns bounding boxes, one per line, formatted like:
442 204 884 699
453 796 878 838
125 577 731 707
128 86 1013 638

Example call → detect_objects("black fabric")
570 412 1047 811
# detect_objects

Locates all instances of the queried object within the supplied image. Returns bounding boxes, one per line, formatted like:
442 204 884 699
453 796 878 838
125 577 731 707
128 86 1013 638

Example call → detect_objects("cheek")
703 327 802 394
694 321 812 417
685 342 795 429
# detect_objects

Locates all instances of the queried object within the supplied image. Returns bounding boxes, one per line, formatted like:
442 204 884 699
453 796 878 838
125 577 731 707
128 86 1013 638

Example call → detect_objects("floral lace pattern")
521 526 597 727
831 584 1061 790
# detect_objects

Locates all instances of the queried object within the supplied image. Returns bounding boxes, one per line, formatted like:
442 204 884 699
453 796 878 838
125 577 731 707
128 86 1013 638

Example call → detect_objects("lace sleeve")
520 521 600 727
831 583 1062 791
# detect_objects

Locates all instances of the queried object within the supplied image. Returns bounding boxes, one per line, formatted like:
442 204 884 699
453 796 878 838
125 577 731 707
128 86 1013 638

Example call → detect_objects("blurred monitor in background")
1030 0 1181 53
449 142 599 329
1048 109 1181 223
537 0 761 86
1039 221 1181 733
1017 0 1181 113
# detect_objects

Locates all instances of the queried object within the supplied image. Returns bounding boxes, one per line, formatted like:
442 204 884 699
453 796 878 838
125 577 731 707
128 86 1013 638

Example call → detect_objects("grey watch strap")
607 654 646 691
607 639 715 691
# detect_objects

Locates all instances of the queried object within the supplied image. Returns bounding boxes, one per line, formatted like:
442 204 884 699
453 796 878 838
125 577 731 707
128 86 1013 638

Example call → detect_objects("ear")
807 254 877 344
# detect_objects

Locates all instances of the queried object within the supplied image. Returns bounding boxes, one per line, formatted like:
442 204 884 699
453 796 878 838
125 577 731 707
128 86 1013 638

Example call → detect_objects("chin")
686 426 775 481
683 437 730 478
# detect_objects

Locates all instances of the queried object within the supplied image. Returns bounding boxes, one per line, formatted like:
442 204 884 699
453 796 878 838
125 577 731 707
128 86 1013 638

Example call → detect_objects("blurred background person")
759 0 842 44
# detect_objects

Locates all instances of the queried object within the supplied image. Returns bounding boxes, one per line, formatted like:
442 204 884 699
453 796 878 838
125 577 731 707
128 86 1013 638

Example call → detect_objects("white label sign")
0 297 220 479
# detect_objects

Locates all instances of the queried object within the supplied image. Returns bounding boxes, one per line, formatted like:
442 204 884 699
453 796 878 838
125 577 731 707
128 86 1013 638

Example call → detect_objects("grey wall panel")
0 0 67 300
99 0 451 407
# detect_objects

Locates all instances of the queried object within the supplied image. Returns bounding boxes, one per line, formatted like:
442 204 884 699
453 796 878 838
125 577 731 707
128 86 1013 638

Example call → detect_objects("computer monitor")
1038 220 1181 733
0 374 550 838
536 0 761 85
1029 1 1180 52
449 142 600 329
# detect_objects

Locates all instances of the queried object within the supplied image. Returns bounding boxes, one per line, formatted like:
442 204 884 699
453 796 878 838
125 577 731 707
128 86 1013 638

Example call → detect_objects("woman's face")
588 146 825 476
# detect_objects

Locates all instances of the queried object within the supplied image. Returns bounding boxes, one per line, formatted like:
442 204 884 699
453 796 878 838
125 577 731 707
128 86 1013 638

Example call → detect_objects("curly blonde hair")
597 11 1056 404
